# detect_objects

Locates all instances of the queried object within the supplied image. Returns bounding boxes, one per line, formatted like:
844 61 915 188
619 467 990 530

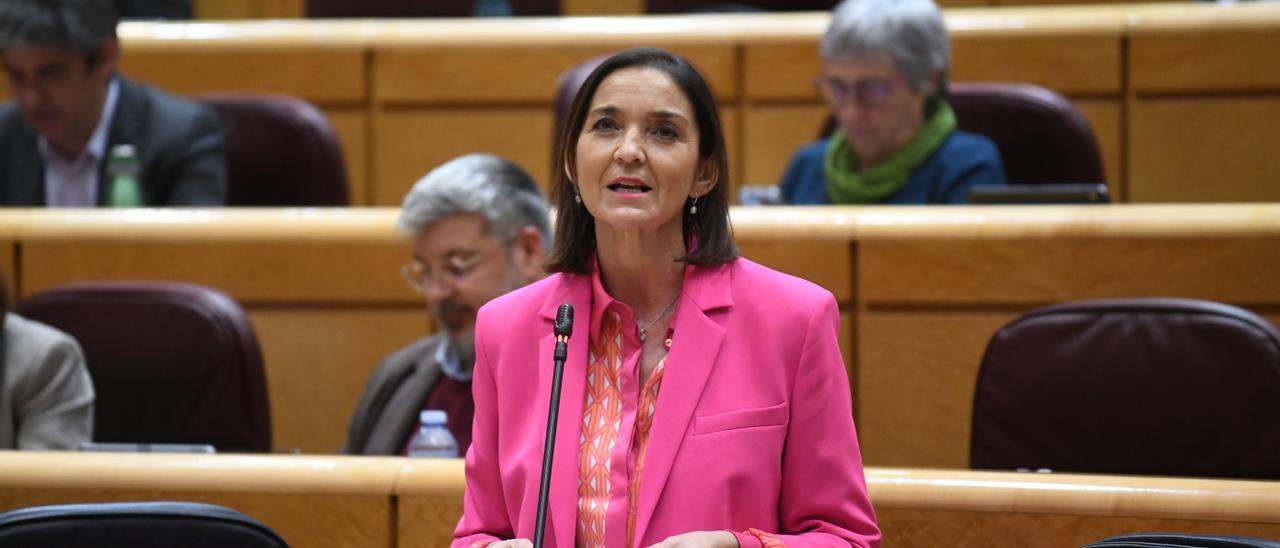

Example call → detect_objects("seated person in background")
344 154 550 455
0 0 225 207
779 0 1005 205
0 274 94 450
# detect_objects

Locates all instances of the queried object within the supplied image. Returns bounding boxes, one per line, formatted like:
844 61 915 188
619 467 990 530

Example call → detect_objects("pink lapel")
537 273 592 548
631 262 734 543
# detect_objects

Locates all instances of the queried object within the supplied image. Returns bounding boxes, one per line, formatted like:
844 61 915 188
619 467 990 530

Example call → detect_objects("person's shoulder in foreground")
0 312 94 450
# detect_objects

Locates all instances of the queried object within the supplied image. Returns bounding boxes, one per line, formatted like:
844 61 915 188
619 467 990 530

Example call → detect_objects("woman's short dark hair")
548 47 738 274
0 0 119 67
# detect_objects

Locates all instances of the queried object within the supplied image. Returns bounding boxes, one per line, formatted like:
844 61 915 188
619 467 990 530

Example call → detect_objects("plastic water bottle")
407 410 458 458
106 144 143 207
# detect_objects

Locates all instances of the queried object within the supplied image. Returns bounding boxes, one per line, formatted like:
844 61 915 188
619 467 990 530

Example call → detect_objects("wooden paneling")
373 43 737 105
1130 28 1280 95
950 34 1122 96
1074 100 1123 197
742 103 828 186
742 41 822 101
251 308 428 454
858 311 1015 467
372 108 554 205
1129 97 1280 203
858 237 1280 305
563 0 647 15
118 43 366 106
20 239 411 305
194 0 305 19
736 239 852 303
324 108 370 206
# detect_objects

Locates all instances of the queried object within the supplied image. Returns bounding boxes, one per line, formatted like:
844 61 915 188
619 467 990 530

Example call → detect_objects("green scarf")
824 100 958 204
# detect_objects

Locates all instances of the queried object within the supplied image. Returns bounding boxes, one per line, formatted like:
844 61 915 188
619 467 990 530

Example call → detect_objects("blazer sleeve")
733 295 881 548
11 331 94 450
164 105 228 206
452 307 511 547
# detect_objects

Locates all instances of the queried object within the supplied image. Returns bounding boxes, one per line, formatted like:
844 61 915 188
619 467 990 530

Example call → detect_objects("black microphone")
534 304 573 548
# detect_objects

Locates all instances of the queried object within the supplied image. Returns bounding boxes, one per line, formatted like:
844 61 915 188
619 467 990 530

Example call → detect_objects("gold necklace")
638 294 679 342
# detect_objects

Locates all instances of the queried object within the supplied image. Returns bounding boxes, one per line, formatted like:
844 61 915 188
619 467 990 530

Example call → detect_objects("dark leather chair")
17 282 272 453
196 94 349 206
970 298 1280 480
0 502 288 547
819 82 1106 185
308 0 558 17
1083 533 1280 548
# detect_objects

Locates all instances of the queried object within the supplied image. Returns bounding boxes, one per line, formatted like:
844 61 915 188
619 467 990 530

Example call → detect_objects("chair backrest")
817 82 1105 185
196 94 349 206
17 282 271 453
970 298 1280 480
1083 533 1280 548
0 502 288 547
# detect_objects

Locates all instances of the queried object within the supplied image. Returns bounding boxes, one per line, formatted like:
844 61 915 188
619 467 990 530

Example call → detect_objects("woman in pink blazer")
454 48 880 548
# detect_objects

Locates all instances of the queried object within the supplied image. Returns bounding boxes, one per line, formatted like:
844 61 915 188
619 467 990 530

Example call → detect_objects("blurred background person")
779 0 1004 205
455 48 880 548
0 0 225 207
0 272 94 450
343 153 550 456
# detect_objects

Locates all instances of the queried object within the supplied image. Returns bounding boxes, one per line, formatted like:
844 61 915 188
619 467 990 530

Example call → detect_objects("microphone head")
555 304 574 337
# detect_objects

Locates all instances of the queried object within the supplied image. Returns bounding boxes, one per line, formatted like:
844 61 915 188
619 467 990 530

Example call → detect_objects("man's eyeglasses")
814 76 897 107
400 249 492 294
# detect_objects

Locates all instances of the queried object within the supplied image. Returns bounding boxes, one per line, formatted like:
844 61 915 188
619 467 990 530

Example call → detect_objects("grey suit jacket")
343 334 445 455
0 76 227 206
0 313 94 450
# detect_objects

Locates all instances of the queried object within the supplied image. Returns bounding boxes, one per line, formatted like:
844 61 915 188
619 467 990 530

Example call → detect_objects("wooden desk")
0 451 404 548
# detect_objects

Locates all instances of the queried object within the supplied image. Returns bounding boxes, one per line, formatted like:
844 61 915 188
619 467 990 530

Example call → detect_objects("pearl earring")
574 193 581 205
689 196 699 215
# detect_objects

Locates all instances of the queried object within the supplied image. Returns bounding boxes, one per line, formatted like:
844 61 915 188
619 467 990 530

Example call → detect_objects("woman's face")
819 54 929 166
573 66 714 238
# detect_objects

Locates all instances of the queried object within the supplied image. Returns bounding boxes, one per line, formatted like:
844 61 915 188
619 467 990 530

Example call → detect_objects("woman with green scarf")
779 0 1005 205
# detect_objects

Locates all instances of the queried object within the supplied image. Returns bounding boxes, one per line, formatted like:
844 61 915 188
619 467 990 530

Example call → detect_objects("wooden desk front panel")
373 43 737 105
118 42 367 105
251 308 428 454
19 240 412 305
1129 97 1280 203
856 234 1280 467
0 489 393 548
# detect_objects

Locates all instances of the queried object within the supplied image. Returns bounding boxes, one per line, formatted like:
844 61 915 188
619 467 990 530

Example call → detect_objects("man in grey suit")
344 154 549 455
0 0 225 207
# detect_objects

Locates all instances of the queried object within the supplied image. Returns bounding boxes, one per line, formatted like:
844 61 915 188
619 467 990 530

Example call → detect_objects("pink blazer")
454 258 880 547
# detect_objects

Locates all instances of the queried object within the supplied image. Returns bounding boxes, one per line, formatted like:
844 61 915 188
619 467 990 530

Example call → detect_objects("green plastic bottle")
107 144 143 207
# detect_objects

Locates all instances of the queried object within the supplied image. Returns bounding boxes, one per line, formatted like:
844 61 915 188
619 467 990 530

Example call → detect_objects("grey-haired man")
344 154 549 455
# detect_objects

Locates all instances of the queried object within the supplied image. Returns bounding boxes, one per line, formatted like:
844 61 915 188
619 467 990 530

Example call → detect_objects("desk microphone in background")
534 303 573 548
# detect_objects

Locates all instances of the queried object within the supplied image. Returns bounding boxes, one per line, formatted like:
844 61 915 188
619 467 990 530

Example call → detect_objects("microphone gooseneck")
535 304 574 548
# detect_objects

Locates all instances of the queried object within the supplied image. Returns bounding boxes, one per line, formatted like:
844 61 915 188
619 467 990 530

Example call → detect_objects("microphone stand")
534 304 573 548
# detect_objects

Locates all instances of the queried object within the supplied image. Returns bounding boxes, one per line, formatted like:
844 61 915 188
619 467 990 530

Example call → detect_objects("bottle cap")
420 410 448 425
110 144 137 159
